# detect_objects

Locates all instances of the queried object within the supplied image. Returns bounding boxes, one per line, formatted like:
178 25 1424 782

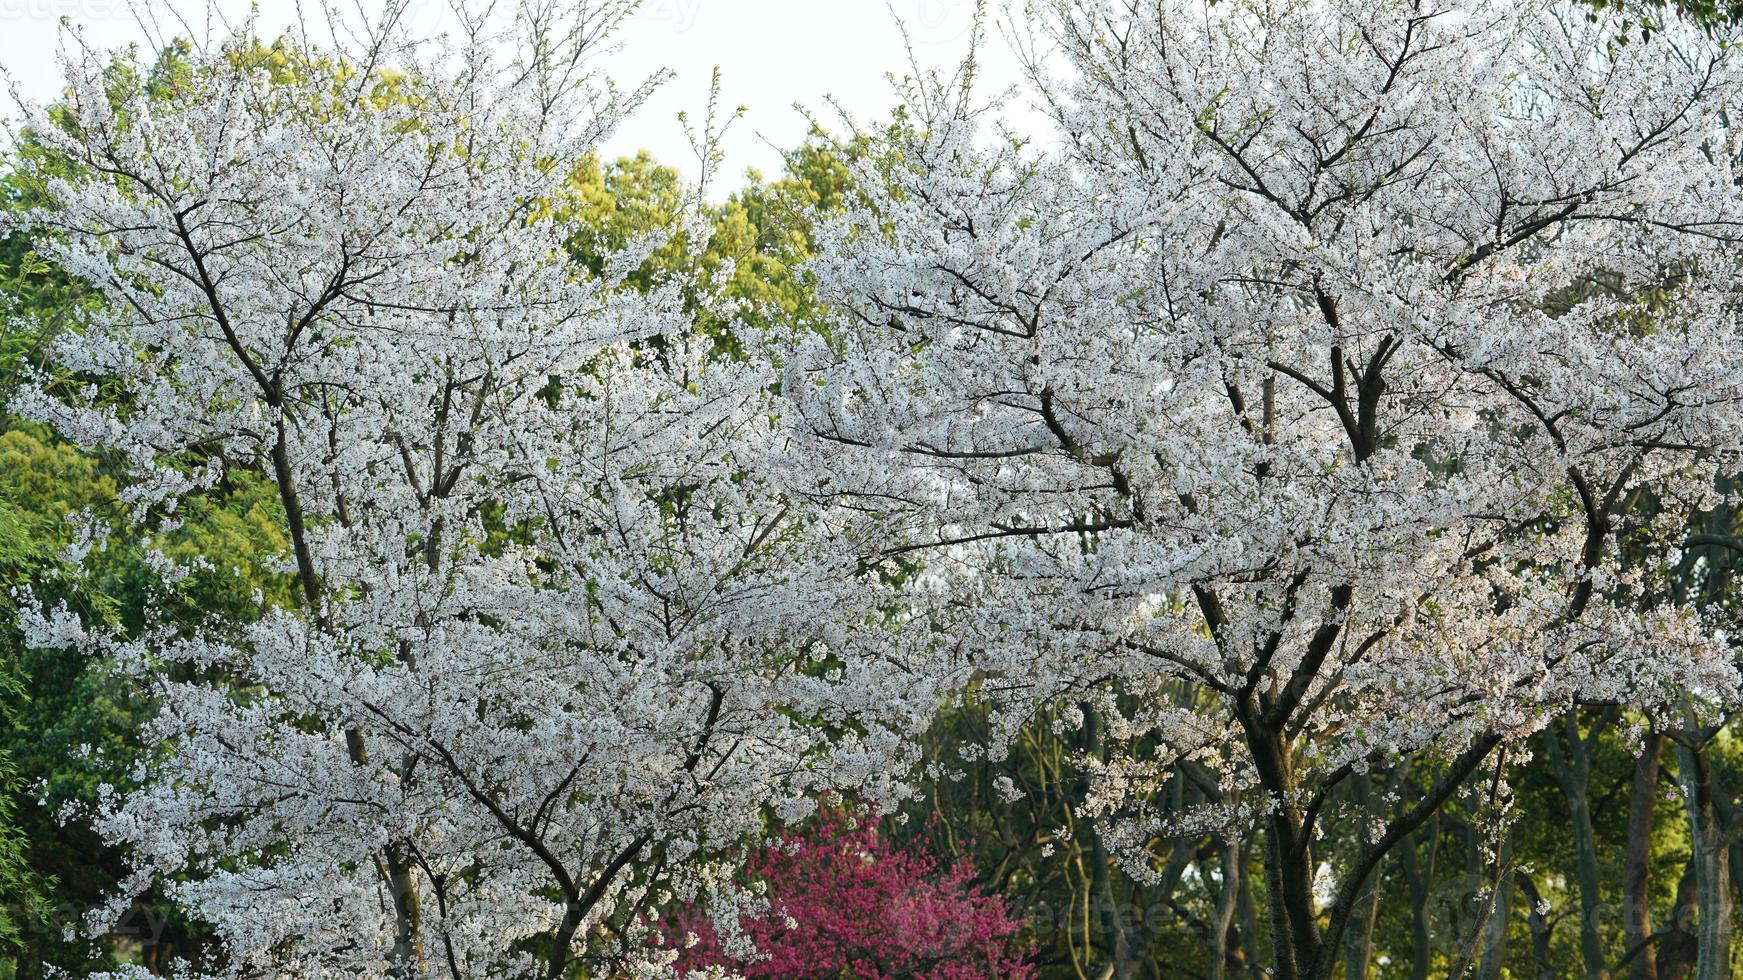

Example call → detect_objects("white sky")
0 0 1036 192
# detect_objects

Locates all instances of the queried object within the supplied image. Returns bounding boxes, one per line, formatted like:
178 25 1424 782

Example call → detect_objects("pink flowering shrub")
667 808 1032 978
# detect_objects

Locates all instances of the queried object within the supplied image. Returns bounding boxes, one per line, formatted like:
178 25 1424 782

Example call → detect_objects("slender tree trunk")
1567 789 1606 976
1343 773 1379 980
1478 839 1512 980
1544 715 1608 979
1401 813 1440 980
1676 740 1732 980
1707 769 1743 946
1211 834 1242 980
1341 873 1380 980
1237 837 1265 980
1660 863 1702 980
1245 719 1318 980
1261 817 1313 980
1513 871 1556 980
1081 703 1138 980
1626 732 1665 980
1090 831 1138 980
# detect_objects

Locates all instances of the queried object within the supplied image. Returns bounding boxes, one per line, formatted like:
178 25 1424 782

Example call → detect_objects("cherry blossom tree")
7 4 947 977
790 2 1743 977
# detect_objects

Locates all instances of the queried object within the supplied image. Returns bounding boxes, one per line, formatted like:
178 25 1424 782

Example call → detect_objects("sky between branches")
0 0 1038 192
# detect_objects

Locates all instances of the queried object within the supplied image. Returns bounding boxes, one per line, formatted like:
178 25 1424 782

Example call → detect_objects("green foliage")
0 502 53 961
0 420 299 974
561 134 862 351
0 426 135 975
1578 0 1743 35
710 138 858 337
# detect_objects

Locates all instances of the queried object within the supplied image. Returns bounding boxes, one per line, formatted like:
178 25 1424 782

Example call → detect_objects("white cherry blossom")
11 4 948 976
790 2 1743 977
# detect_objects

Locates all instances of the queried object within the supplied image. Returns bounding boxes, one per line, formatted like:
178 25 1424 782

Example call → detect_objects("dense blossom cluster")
11 0 1743 976
790 0 1743 976
8 3 950 976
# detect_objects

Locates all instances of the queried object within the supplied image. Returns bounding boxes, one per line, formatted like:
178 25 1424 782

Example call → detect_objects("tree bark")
1544 713 1609 979
1080 703 1139 979
1342 773 1380 980
1210 834 1242 980
1477 839 1512 980
1237 837 1265 980
1676 740 1731 980
1625 732 1665 980
1400 813 1439 980
1244 719 1318 980
1659 863 1702 980
1513 870 1556 980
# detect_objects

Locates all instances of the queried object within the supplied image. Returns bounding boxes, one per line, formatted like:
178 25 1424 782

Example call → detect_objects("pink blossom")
668 808 1032 978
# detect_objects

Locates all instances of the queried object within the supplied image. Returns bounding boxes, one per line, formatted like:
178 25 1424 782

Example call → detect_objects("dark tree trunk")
1626 733 1665 980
